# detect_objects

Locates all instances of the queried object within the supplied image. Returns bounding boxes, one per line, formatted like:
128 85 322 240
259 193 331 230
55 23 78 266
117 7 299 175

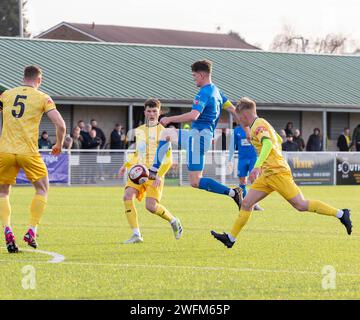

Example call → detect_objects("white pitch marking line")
1 247 65 264
0 259 359 277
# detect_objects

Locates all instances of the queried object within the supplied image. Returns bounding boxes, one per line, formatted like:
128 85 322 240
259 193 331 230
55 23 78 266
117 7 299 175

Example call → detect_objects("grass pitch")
0 185 359 300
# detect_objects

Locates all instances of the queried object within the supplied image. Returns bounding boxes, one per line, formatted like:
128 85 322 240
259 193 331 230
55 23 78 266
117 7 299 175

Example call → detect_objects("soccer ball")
129 164 149 185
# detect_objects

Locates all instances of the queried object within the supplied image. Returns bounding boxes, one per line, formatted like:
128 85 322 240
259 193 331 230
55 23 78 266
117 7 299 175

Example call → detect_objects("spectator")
293 129 305 151
279 129 286 143
91 119 106 149
77 120 85 132
350 124 360 151
88 129 102 149
306 128 322 151
221 128 227 151
80 123 92 149
337 127 351 151
285 122 294 136
120 127 127 148
110 124 125 149
282 133 299 151
63 135 73 149
71 126 83 149
38 131 52 149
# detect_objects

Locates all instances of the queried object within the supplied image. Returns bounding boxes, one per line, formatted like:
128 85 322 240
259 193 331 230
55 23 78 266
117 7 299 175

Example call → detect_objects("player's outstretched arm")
160 110 200 127
47 109 66 155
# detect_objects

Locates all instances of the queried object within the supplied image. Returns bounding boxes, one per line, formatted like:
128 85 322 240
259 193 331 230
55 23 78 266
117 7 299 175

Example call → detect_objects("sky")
26 0 360 50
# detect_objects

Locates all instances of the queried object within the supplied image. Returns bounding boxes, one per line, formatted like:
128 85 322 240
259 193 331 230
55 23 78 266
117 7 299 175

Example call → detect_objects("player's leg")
270 172 352 235
123 186 143 243
22 176 49 249
188 132 243 209
145 181 183 239
0 184 18 253
17 155 49 248
211 188 269 248
0 184 12 231
238 176 247 198
287 192 352 235
0 153 19 253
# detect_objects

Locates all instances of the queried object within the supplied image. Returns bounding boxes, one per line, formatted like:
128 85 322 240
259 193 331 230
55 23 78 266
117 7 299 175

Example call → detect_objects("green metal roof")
1 37 360 107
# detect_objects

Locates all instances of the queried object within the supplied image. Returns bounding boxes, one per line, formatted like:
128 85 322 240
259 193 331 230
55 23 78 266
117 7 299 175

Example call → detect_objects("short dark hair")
144 98 161 110
191 60 212 73
24 65 42 80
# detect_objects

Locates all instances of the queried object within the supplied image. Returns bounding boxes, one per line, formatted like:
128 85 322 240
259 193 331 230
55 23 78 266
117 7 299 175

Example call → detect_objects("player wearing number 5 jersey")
0 65 66 253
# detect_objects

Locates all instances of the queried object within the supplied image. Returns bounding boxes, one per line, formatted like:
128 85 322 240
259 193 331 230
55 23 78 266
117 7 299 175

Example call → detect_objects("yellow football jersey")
0 86 56 155
125 123 172 176
250 117 290 176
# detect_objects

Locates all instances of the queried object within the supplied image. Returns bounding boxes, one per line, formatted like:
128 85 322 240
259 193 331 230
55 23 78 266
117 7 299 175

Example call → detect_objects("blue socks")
153 140 170 169
239 184 247 198
199 177 231 195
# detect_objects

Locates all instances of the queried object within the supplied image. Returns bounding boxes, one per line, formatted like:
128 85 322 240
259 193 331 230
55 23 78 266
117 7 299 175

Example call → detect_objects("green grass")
0 185 359 300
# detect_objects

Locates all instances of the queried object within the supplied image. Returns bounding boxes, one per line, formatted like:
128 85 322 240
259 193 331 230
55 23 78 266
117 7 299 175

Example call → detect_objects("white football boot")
124 234 144 244
171 218 183 240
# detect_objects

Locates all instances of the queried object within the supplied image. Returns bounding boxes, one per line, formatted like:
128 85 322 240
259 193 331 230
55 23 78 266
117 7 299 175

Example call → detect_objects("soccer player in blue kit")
228 125 263 211
149 60 243 209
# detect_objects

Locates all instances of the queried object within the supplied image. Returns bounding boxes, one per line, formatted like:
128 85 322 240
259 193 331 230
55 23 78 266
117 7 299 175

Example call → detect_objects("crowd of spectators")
39 118 360 152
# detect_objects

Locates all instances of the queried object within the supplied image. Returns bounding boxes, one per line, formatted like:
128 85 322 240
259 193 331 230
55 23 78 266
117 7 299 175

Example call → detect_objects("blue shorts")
178 129 212 171
237 157 257 178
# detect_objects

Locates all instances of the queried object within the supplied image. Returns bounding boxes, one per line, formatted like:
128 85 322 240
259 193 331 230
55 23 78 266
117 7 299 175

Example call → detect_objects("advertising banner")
16 152 69 184
286 152 334 185
336 153 360 185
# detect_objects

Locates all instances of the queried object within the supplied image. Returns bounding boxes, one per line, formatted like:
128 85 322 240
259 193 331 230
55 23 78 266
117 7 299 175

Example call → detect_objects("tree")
0 0 30 37
228 30 246 42
270 24 357 54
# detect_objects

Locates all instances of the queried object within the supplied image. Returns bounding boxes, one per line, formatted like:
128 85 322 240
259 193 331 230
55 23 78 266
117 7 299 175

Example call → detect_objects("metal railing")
30 150 360 186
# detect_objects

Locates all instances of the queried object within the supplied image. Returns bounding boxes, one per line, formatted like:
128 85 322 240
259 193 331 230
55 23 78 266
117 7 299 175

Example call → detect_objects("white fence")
31 150 360 186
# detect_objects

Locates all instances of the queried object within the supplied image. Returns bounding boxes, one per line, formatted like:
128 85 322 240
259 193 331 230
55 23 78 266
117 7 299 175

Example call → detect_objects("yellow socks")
308 200 337 217
230 209 252 238
124 199 139 229
154 204 174 222
0 197 11 227
29 194 47 227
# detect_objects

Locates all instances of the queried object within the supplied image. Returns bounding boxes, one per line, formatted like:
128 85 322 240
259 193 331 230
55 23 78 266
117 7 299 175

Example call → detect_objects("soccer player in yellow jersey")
211 97 352 248
0 66 66 253
118 98 182 244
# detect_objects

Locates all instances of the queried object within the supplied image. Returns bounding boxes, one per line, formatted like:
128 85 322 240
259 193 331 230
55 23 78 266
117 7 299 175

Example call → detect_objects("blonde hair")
236 97 256 114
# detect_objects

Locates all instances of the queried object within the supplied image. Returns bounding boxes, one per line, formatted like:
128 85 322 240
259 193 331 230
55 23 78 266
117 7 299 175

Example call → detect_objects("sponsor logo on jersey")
254 126 267 136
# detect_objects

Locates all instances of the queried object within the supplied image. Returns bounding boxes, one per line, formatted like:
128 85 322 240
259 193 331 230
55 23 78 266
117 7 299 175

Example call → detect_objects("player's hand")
118 165 127 178
249 167 261 183
152 176 162 188
51 144 62 156
160 117 170 127
148 167 158 180
226 162 234 175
